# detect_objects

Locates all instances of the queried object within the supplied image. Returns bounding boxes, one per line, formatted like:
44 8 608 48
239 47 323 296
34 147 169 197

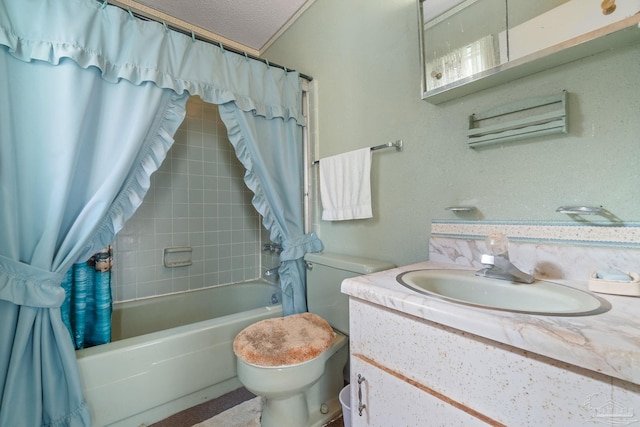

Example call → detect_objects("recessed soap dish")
588 271 640 297
164 246 193 268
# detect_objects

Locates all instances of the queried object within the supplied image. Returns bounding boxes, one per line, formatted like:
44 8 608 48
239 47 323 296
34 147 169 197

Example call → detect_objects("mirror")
421 0 506 91
419 0 640 104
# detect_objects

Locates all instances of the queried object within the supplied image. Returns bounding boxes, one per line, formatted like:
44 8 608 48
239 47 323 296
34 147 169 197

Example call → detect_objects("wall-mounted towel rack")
467 91 568 149
313 140 403 164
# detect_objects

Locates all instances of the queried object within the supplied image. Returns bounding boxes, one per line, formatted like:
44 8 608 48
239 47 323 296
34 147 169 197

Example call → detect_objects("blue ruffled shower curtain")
0 54 188 427
219 105 323 314
0 0 320 425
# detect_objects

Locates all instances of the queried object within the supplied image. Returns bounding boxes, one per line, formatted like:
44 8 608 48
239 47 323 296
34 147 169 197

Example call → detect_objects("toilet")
233 252 394 427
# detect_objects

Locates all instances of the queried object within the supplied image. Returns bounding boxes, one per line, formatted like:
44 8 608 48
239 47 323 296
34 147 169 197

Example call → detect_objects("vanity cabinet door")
350 356 490 427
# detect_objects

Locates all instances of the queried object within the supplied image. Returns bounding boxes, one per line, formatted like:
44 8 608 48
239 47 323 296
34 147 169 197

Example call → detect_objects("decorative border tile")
432 220 640 248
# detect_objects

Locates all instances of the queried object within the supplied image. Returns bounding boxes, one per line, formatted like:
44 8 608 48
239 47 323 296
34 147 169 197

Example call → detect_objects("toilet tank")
304 252 395 335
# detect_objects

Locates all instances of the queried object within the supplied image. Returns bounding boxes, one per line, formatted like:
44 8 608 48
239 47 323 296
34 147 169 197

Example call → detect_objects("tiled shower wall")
112 97 262 302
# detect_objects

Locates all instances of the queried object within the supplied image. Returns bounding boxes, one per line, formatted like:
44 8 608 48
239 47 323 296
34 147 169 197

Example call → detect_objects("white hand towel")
319 147 372 221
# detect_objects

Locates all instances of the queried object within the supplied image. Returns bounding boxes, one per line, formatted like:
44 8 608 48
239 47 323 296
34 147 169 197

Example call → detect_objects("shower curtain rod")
105 0 313 82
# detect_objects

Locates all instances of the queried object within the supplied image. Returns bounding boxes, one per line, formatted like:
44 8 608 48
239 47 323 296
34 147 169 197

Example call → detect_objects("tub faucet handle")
262 242 283 253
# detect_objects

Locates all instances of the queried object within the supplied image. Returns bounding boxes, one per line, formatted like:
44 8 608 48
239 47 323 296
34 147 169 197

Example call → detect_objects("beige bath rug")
192 397 262 427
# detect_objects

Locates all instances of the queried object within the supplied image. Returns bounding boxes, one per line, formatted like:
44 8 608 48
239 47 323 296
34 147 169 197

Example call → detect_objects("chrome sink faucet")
475 233 535 284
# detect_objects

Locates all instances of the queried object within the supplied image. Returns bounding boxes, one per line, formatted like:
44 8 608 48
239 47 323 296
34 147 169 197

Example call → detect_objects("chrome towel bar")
312 140 403 164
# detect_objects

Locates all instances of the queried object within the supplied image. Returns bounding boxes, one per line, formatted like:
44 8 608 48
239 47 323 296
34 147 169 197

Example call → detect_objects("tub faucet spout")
265 266 280 277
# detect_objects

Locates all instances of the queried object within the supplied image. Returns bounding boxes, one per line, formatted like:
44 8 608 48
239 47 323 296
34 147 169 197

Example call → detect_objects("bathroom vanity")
341 223 640 426
344 263 640 426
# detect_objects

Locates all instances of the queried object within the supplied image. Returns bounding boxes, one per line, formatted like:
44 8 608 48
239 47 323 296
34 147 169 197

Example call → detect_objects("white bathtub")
76 281 282 427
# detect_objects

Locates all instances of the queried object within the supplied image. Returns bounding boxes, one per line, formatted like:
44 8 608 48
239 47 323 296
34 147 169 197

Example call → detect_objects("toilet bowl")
233 253 394 427
235 326 347 427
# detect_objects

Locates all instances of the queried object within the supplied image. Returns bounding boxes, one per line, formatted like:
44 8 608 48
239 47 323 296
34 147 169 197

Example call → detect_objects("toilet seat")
233 312 334 367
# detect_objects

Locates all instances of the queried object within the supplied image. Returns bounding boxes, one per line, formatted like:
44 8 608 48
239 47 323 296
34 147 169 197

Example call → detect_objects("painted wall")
263 0 640 267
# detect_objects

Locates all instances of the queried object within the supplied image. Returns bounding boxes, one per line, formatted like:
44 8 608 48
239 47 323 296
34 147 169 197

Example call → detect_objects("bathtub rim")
112 278 281 306
76 303 283 359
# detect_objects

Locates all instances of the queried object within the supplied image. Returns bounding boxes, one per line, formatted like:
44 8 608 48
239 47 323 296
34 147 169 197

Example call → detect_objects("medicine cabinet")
418 0 640 104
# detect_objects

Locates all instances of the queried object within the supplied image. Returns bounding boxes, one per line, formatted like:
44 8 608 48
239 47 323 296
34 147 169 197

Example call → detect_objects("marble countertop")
341 260 640 385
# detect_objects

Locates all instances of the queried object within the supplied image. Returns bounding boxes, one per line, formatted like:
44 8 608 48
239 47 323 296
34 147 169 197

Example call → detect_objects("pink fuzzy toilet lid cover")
233 312 334 367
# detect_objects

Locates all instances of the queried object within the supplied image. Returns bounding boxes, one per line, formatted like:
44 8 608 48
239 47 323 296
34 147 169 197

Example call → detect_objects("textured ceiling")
130 0 313 54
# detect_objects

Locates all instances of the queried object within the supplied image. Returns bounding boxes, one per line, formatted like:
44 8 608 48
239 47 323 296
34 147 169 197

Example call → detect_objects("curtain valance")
0 0 305 125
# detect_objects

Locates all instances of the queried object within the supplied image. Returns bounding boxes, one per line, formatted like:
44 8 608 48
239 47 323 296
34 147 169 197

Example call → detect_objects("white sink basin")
396 269 611 316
